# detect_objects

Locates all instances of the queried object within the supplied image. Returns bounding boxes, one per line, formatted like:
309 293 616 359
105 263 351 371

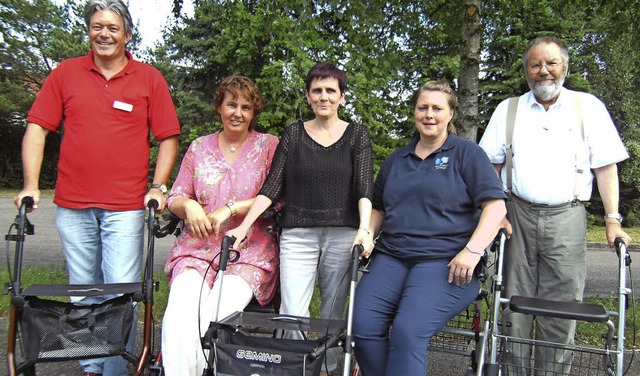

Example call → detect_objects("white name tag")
113 100 133 112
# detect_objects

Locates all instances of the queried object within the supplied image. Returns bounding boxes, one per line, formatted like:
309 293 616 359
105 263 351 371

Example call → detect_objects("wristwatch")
604 213 623 224
226 201 237 216
150 183 167 194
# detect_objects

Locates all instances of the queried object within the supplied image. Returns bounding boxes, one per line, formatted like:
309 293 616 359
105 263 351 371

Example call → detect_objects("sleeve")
580 93 629 168
460 142 507 207
258 125 292 201
353 124 374 201
26 66 65 131
167 140 197 207
372 154 393 211
478 98 511 165
148 67 181 141
264 134 280 174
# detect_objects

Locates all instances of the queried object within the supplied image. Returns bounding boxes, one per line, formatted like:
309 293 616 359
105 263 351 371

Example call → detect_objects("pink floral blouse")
164 130 280 305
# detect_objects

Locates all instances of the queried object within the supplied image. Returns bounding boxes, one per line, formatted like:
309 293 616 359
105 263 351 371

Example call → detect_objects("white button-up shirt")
480 88 628 205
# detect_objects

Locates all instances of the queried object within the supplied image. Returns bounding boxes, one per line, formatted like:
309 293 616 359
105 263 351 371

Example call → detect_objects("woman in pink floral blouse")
161 76 279 376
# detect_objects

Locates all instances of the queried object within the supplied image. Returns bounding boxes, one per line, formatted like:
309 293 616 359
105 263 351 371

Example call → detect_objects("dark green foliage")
2 0 640 224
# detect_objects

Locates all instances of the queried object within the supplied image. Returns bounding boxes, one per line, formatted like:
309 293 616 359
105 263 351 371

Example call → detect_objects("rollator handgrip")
308 332 342 361
352 244 363 281
614 237 631 266
21 196 34 210
219 235 237 271
147 199 159 210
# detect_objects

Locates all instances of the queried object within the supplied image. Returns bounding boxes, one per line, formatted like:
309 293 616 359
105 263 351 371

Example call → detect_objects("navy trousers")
353 252 479 376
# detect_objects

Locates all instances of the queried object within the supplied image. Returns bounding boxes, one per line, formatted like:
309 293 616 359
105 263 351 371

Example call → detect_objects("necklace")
220 131 248 154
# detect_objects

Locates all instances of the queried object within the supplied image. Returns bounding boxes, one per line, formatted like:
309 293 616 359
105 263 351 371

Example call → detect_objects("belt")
509 194 582 209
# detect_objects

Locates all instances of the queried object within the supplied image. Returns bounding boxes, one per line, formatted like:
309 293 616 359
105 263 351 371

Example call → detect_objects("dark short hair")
305 62 347 94
522 36 570 69
213 76 265 131
84 0 133 35
414 81 458 135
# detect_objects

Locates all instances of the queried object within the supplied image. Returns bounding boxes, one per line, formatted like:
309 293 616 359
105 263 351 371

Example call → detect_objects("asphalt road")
1 196 639 375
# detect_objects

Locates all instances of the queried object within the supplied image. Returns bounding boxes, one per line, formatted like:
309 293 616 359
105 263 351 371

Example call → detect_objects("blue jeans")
57 206 144 376
353 252 479 376
278 226 357 372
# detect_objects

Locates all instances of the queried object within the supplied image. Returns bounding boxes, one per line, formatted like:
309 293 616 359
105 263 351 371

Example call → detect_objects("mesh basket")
19 294 134 363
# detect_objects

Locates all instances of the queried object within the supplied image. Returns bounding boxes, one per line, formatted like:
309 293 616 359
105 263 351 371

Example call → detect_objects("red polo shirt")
27 51 181 210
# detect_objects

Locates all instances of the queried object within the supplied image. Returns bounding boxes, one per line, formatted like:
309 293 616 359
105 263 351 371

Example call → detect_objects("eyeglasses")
528 61 563 73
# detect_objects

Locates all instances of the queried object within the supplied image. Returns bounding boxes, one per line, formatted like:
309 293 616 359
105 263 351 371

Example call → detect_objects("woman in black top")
228 62 374 374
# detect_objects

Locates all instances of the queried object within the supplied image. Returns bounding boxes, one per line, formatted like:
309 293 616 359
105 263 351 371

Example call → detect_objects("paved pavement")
1 196 639 375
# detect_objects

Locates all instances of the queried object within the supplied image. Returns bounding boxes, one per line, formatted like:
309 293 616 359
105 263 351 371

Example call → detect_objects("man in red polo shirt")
14 1 180 375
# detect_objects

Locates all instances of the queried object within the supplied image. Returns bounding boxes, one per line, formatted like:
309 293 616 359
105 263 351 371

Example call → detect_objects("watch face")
152 184 167 193
605 214 622 222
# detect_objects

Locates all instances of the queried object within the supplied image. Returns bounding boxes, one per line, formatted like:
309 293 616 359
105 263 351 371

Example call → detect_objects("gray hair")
522 36 570 69
84 0 133 35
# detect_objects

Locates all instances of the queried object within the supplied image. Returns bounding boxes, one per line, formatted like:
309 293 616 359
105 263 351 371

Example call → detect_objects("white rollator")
483 229 632 376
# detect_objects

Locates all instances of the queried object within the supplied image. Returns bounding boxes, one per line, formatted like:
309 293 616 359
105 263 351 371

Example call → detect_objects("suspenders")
504 95 584 199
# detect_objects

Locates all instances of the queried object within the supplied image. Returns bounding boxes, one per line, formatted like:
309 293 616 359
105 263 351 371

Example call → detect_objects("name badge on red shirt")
113 100 133 112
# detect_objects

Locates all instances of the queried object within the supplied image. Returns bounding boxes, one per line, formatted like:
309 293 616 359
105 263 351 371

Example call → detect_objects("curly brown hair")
213 76 265 130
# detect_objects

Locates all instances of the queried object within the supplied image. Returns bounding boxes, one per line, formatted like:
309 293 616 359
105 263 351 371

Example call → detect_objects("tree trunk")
458 0 481 142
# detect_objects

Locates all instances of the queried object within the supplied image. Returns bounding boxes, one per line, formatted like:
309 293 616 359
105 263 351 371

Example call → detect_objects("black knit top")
259 122 374 228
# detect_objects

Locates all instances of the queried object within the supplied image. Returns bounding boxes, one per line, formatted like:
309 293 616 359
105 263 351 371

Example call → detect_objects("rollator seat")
21 283 142 298
509 295 609 323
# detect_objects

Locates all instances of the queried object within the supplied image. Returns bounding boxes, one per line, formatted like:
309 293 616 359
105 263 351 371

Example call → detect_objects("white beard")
530 75 565 102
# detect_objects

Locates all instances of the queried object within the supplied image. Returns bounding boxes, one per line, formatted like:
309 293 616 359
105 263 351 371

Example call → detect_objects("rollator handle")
147 199 159 210
308 332 342 361
219 235 237 271
614 237 631 266
352 244 363 281
21 196 34 210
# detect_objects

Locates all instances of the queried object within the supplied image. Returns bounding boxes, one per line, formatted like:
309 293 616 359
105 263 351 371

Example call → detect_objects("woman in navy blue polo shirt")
352 81 507 375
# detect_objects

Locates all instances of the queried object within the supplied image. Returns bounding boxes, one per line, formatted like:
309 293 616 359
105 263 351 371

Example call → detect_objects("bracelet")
359 228 371 235
465 245 484 255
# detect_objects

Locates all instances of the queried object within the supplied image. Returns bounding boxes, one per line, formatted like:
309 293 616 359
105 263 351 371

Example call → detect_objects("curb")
587 242 639 251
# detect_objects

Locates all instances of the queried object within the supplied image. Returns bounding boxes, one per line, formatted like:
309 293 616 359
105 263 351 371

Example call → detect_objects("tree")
0 0 87 188
458 0 481 142
480 0 640 224
155 0 468 170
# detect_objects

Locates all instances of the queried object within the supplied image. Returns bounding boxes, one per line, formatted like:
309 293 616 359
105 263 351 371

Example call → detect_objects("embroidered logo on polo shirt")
435 156 449 170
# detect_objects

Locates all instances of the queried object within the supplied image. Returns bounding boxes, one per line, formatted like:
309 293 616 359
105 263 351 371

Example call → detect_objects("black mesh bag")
19 294 134 364
215 325 326 376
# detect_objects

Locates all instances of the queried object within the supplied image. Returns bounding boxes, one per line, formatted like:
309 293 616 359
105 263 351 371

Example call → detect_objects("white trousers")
161 269 253 376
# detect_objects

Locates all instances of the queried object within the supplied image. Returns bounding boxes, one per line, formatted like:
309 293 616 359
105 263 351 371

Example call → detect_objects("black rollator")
201 235 239 376
5 198 162 375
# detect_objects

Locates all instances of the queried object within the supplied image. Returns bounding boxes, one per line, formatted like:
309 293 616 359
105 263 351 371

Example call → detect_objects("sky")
54 0 194 50
126 0 194 50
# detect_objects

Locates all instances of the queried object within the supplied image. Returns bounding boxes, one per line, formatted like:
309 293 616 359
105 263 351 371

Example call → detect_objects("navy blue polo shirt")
373 134 506 262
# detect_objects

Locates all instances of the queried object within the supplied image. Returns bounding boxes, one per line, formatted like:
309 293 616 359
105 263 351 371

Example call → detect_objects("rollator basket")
214 311 345 376
19 294 134 364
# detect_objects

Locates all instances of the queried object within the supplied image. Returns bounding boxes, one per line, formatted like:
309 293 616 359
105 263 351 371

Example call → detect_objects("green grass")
576 296 640 348
587 225 640 243
0 267 170 322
